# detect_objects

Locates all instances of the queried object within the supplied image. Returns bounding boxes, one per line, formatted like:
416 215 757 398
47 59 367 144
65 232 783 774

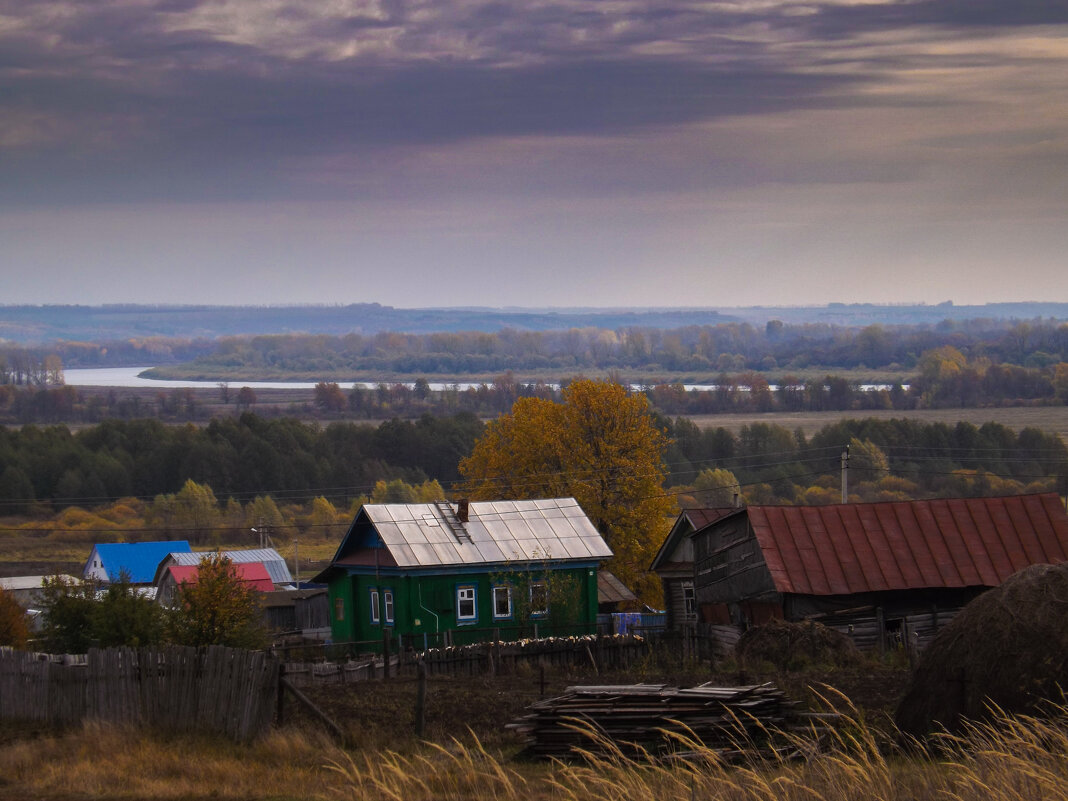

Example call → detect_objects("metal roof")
340 498 612 569
597 570 637 605
745 493 1068 595
163 562 275 593
86 540 192 584
163 548 293 585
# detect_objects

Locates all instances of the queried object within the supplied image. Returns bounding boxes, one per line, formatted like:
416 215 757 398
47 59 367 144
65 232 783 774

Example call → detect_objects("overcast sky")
2 0 1066 308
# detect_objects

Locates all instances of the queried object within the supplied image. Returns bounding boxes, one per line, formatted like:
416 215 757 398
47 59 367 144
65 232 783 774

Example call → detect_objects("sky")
1 0 1067 309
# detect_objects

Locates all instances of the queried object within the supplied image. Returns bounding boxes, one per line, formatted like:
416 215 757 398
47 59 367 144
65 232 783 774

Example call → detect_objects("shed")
261 588 330 634
691 493 1068 650
84 540 191 584
314 498 612 647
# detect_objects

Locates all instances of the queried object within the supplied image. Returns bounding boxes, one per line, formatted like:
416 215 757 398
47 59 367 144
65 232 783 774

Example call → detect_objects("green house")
314 498 613 647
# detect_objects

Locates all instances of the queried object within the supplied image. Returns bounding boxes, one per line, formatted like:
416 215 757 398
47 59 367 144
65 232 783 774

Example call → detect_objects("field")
687 405 1068 443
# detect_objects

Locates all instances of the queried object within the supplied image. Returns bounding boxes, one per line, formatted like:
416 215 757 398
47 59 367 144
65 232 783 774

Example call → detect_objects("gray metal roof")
362 498 612 568
165 548 293 585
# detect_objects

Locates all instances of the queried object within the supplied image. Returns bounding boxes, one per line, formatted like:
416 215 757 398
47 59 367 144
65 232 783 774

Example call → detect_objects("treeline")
1 412 1064 520
151 318 1068 374
663 417 1068 506
0 349 64 386
0 413 483 515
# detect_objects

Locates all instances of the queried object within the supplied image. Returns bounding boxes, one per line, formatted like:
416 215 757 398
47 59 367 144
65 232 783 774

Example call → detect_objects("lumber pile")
506 682 828 759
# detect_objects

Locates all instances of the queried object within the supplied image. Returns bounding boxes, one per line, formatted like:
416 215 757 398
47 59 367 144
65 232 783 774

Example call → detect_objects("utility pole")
841 444 850 504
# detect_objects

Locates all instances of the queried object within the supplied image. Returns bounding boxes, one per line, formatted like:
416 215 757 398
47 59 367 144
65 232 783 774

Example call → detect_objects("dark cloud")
1 0 1066 208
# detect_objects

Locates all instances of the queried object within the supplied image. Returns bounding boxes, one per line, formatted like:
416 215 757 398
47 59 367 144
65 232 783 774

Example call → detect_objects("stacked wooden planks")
507 682 829 759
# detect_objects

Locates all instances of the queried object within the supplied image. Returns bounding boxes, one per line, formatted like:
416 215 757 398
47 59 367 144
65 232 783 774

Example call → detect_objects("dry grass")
4 696 1068 801
0 722 345 800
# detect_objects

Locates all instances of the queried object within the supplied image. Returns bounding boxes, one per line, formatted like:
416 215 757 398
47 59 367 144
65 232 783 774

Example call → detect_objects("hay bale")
735 619 862 671
896 563 1068 738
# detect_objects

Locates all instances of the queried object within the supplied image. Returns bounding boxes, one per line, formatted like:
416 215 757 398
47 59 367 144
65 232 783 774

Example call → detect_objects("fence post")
382 631 391 681
415 659 427 738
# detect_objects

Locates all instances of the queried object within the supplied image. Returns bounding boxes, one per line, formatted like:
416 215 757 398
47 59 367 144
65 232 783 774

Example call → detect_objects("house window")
334 597 345 622
492 586 512 619
383 589 394 624
529 582 548 616
456 585 477 623
369 588 380 624
682 582 696 620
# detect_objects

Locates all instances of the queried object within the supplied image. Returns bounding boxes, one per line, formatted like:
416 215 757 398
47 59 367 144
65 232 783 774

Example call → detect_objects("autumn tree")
692 467 742 507
460 379 673 603
166 554 268 649
0 587 29 649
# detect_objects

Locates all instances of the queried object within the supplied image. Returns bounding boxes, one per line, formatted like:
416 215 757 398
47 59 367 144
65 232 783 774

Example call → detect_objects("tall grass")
329 700 1068 801
4 701 1068 800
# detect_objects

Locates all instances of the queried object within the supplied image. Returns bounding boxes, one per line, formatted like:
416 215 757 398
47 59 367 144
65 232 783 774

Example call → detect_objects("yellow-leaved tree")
459 380 674 605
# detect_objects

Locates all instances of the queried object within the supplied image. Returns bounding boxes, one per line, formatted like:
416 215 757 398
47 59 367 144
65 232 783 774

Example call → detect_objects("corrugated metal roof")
164 562 275 593
87 540 192 583
748 493 1068 595
166 548 293 584
360 498 612 568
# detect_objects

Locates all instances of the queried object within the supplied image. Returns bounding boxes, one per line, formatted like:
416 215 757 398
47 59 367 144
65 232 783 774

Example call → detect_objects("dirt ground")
288 658 912 752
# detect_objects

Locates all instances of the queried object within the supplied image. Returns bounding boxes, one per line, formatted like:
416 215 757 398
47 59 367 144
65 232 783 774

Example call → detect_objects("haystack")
896 562 1068 737
735 619 862 671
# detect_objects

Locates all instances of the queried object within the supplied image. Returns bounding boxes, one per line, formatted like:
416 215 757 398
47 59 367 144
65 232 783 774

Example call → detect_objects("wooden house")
691 493 1068 651
650 508 737 631
313 498 612 646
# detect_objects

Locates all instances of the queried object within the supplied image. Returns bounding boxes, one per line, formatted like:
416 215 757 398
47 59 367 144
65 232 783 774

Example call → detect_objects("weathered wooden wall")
0 645 279 741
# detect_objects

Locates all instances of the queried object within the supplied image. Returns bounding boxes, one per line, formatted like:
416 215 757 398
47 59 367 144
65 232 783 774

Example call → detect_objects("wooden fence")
281 634 650 686
0 645 279 741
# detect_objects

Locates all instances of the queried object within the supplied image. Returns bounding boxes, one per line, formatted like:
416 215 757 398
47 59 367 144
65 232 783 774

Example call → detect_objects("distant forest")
1 414 1064 520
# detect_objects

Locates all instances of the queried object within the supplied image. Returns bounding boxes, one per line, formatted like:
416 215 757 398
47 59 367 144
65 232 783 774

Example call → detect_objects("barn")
690 492 1068 651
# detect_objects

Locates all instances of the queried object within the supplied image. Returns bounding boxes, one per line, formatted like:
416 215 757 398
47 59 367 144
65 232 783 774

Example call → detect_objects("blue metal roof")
91 540 192 583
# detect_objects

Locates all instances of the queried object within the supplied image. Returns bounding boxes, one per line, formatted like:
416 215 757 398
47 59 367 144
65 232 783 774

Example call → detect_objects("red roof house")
690 493 1068 649
156 561 275 606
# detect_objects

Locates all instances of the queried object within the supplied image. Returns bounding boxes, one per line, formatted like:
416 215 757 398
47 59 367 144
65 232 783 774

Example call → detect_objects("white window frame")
383 588 394 624
456 585 477 623
529 582 548 617
492 586 512 619
682 581 697 620
369 588 381 624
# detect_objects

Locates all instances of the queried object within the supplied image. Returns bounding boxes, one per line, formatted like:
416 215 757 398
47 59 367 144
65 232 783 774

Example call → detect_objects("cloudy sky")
2 0 1066 308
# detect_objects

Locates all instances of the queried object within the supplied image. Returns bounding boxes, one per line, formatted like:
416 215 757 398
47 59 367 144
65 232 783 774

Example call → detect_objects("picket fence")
0 645 279 741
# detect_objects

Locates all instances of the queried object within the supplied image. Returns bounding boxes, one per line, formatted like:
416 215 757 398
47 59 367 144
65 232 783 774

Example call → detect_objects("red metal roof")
165 562 275 593
747 493 1068 595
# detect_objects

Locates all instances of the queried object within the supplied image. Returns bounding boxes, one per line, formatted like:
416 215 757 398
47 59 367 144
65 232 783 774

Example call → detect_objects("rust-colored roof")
747 493 1068 595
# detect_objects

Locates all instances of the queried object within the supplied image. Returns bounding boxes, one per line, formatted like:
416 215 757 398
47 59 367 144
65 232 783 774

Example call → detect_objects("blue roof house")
83 540 192 585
